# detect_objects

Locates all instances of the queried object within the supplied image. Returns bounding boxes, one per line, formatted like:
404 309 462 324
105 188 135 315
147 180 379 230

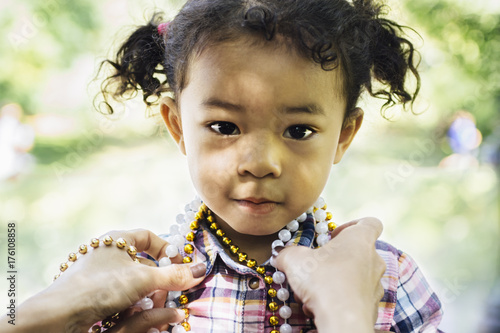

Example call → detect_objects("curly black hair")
98 0 420 125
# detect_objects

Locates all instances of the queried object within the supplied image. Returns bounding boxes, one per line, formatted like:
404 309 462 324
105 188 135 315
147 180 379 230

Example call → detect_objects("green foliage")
404 0 500 137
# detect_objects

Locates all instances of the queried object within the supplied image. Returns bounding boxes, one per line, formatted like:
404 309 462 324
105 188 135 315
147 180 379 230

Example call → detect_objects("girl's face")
161 38 362 237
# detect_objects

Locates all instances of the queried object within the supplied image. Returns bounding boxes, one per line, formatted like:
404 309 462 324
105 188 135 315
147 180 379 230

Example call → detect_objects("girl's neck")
214 217 279 264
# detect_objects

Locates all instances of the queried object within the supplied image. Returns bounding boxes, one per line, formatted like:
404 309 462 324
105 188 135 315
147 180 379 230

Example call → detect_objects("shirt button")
248 277 260 289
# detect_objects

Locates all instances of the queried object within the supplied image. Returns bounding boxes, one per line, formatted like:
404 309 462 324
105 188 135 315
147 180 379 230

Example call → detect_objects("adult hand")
2 229 206 333
274 217 386 333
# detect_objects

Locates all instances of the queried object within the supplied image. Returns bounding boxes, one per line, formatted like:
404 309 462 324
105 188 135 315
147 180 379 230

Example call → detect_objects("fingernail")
190 263 206 278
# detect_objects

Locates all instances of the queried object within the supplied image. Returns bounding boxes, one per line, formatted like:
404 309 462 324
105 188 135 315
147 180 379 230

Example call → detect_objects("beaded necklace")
161 197 336 333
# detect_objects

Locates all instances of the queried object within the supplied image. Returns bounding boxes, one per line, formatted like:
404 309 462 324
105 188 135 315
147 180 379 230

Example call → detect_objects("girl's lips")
236 199 278 215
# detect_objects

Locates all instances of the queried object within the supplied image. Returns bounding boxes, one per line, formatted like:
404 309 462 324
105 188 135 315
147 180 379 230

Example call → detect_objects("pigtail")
352 0 421 112
369 18 420 111
96 13 167 114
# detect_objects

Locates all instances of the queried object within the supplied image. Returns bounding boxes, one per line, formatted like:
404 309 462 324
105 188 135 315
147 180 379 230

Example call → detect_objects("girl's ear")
334 108 364 164
160 97 186 155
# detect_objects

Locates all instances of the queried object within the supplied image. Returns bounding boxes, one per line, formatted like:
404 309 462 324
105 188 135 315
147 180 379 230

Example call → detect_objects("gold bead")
91 325 101 333
178 294 189 305
184 244 194 254
90 238 100 248
326 212 333 221
271 330 279 333
322 204 327 210
216 229 225 237
103 236 113 246
222 236 232 246
190 220 199 230
200 203 207 212
328 221 337 231
230 245 239 254
269 301 279 311
127 246 137 257
246 259 256 268
238 252 247 262
60 262 68 272
195 212 202 220
207 215 214 223
210 222 218 230
268 288 277 297
256 266 266 275
269 315 279 326
53 274 60 281
183 308 189 318
313 207 318 213
68 253 77 262
264 275 273 285
183 256 193 263
102 319 113 328
79 244 88 254
186 232 195 242
181 321 191 331
116 238 127 249
111 312 120 320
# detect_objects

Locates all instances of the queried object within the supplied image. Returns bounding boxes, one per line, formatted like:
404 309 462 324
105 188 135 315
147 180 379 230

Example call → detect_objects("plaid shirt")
163 214 443 332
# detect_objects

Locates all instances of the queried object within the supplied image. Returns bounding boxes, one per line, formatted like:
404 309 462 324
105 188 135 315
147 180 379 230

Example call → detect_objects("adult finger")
355 217 383 241
106 308 184 333
147 262 207 292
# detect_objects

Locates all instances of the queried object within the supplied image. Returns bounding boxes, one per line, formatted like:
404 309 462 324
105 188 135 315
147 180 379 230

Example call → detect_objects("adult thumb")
149 262 206 291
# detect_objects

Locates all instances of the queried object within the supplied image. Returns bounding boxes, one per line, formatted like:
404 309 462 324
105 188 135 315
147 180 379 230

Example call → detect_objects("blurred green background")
0 0 499 331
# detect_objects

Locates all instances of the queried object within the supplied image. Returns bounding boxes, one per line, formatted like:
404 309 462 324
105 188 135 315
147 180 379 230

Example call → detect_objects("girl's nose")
237 135 282 178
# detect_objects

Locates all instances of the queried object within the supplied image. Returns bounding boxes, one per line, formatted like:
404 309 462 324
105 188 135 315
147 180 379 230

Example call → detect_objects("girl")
97 0 443 332
3 0 442 332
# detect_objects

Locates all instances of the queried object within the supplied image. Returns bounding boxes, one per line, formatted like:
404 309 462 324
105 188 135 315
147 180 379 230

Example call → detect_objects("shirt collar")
193 213 317 277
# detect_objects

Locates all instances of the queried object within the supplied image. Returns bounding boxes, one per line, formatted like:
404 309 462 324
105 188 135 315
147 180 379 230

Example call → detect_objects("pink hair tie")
157 22 171 35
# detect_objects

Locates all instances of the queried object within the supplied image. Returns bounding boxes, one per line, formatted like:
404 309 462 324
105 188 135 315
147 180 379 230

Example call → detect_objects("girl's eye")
209 122 240 135
284 125 315 140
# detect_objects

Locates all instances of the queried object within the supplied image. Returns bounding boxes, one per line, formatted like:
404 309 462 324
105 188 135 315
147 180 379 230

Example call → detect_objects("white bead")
167 290 181 301
279 305 292 319
172 325 187 333
166 300 177 308
286 220 299 232
158 257 172 267
314 209 327 222
165 244 179 258
272 239 284 249
278 229 291 243
179 223 191 235
184 204 192 213
185 210 195 221
315 221 328 234
270 255 277 268
280 323 293 333
147 328 160 333
307 206 314 214
160 331 169 333
190 198 201 210
176 214 185 224
316 233 330 247
140 297 154 310
297 212 307 222
314 197 325 209
272 271 286 284
277 288 290 301
171 234 185 248
169 224 180 235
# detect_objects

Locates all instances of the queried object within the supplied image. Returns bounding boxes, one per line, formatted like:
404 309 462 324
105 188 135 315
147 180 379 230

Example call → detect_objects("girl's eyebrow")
202 97 324 115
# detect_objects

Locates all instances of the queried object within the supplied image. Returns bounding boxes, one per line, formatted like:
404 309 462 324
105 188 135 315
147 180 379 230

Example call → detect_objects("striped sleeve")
392 251 444 332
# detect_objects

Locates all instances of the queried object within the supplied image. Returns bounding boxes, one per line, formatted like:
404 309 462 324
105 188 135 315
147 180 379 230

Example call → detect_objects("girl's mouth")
236 198 278 215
